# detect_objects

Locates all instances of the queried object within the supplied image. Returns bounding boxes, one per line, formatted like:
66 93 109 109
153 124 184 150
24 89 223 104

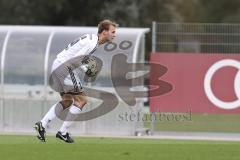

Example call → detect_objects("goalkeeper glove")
80 64 93 75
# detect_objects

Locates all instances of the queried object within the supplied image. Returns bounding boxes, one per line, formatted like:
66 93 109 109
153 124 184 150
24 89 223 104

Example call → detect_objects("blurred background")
1 0 240 138
2 0 240 26
1 0 240 59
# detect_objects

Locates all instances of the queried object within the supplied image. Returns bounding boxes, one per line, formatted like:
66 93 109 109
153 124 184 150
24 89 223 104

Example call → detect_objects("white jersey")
50 34 99 93
51 34 98 72
56 34 98 63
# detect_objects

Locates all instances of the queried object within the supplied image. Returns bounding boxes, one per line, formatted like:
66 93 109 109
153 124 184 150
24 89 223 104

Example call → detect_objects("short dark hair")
98 19 118 34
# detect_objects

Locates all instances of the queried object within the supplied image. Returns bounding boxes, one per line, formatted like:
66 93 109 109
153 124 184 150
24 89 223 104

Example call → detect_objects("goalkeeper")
34 19 118 143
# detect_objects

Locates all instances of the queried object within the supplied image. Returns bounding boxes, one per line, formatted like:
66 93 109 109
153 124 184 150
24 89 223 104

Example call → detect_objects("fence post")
150 21 157 135
152 21 157 53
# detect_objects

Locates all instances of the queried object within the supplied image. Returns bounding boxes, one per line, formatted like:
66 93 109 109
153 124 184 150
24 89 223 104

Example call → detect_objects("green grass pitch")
145 113 240 132
0 135 239 160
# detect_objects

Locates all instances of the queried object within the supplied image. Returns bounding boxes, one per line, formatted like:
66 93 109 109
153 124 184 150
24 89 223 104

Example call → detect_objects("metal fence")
150 22 240 138
152 22 240 54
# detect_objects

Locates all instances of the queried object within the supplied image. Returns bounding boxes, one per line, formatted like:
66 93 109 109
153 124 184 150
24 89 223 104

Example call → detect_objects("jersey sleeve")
75 35 98 57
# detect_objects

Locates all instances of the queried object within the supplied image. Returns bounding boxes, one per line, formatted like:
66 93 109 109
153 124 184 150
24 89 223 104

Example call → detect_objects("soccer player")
34 19 118 143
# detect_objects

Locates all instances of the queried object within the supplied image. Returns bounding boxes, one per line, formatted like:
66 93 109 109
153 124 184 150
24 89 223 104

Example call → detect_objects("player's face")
105 25 116 42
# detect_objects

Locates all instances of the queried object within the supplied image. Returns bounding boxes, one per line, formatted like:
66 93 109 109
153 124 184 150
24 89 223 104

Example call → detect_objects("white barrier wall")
0 26 149 135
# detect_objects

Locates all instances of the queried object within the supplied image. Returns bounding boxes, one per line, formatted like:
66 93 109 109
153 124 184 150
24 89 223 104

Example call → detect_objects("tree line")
1 0 240 27
1 0 240 59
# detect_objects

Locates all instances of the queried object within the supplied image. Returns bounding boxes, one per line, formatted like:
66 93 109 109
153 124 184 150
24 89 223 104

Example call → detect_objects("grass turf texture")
144 113 240 133
0 135 239 160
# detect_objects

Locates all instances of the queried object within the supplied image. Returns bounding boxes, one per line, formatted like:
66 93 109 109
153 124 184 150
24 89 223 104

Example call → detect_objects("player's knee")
61 94 72 100
60 99 73 109
74 98 87 107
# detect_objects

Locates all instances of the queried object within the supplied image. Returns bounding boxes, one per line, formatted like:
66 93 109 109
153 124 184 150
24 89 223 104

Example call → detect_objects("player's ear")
102 29 108 35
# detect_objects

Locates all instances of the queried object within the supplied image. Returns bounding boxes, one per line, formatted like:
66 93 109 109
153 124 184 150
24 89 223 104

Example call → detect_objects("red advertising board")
150 53 240 114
